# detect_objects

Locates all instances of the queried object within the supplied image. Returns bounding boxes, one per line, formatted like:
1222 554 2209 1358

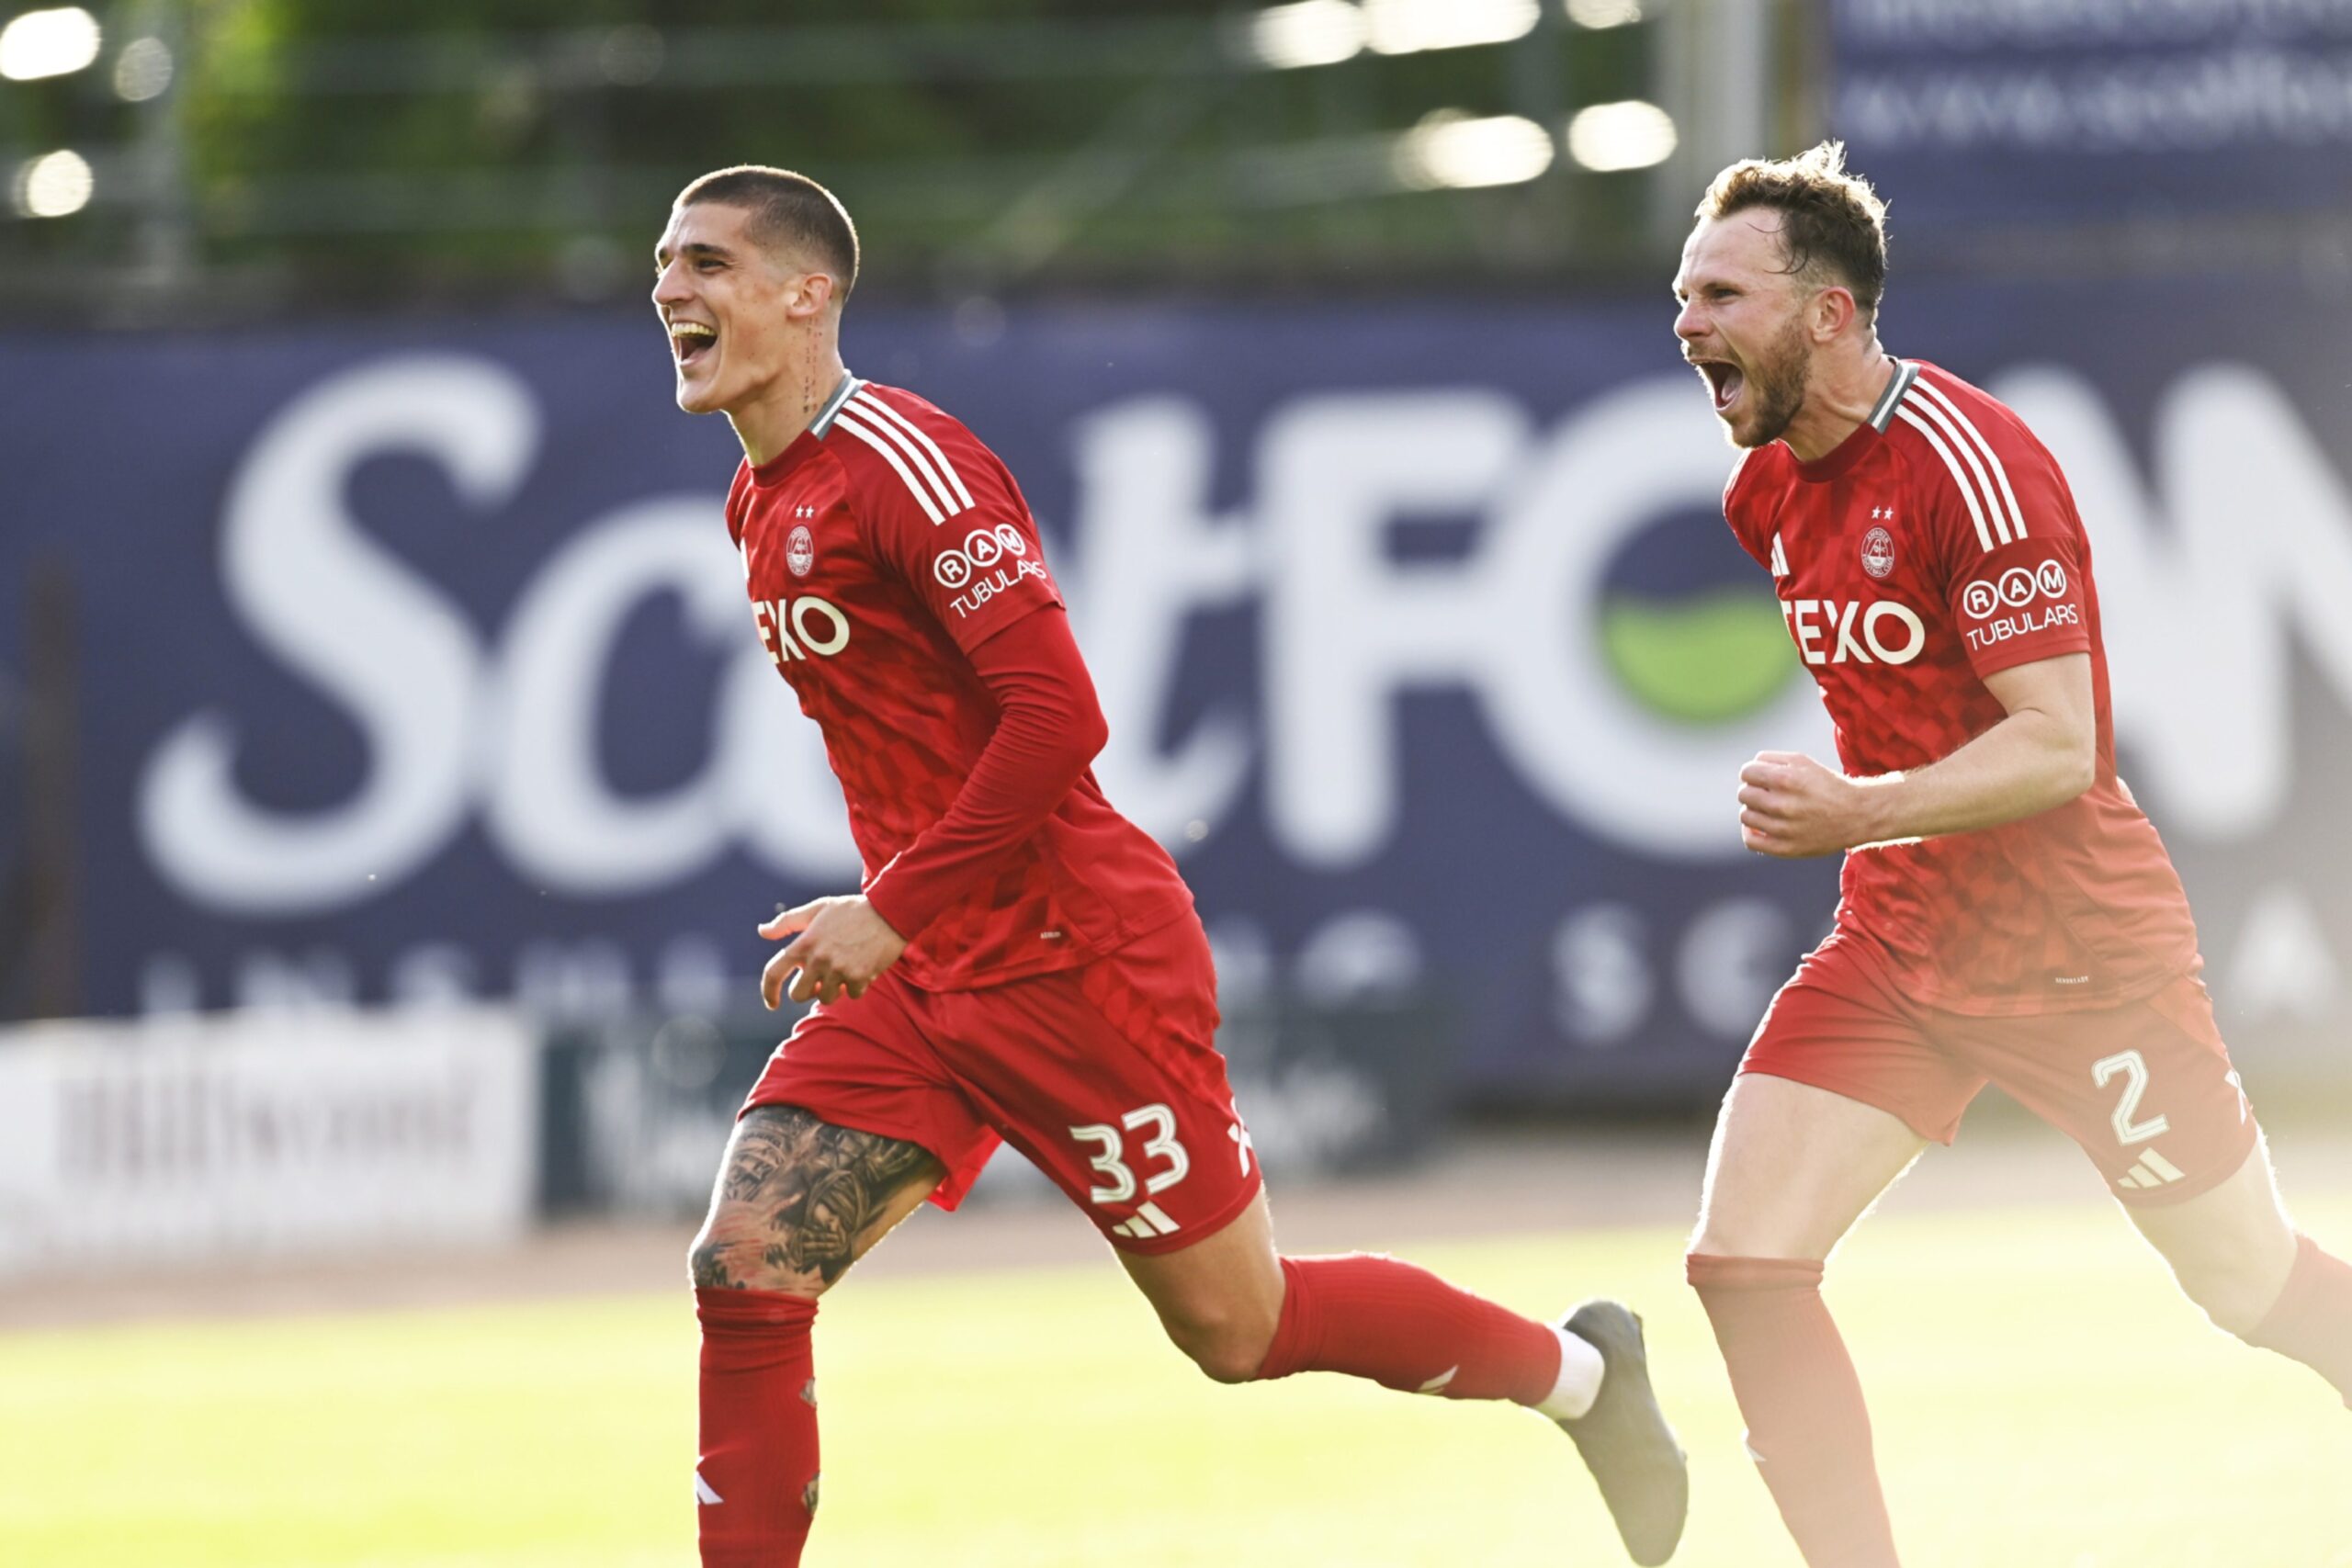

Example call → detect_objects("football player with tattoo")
657 165 1689 1567
1673 142 2352 1566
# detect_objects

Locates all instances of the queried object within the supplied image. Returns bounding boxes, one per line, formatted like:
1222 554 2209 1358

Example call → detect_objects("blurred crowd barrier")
0 996 1441 1280
0 1008 538 1279
537 993 1444 1221
3 278 2350 1129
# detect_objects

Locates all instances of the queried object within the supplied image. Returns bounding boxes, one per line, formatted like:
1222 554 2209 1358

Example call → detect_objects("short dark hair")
1697 141 1888 321
678 165 860 303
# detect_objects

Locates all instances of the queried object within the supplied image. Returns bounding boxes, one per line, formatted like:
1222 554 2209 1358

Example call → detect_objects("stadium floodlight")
1566 100 1678 172
1248 0 1365 69
15 149 93 218
1395 111 1555 190
0 6 100 82
1566 0 1644 28
1366 0 1539 57
113 34 171 101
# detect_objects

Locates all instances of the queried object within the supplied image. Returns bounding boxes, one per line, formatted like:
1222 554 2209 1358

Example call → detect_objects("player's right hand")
1736 750 1874 858
758 895 909 1009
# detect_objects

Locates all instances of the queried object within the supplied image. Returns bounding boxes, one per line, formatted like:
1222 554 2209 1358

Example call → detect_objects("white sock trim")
1535 1325 1604 1421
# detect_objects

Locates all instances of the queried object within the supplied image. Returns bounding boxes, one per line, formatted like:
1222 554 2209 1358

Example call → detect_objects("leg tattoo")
694 1107 936 1292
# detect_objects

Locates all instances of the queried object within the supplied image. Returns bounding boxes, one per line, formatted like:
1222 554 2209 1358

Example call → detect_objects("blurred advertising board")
538 997 1447 1218
0 1010 537 1277
1828 0 2352 226
4 281 2350 1105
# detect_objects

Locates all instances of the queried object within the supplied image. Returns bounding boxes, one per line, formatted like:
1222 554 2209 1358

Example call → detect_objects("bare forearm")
1740 653 2096 861
1849 707 2095 847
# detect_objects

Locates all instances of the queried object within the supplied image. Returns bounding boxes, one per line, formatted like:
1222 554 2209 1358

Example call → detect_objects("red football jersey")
1724 358 2201 1015
728 374 1193 990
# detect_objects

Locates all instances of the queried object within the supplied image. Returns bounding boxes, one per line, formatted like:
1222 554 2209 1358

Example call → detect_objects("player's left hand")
759 896 909 1008
1736 750 1874 858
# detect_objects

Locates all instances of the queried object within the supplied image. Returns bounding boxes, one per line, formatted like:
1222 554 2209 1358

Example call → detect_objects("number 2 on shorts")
1069 1103 1192 1204
2092 1049 2172 1145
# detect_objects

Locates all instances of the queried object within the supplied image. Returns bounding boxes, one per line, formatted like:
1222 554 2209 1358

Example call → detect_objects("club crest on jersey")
1860 525 1896 580
786 524 817 578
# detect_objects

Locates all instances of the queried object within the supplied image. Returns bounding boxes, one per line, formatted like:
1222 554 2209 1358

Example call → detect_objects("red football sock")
1253 1253 1564 1404
696 1288 821 1568
1689 1254 1901 1568
2243 1235 2352 1407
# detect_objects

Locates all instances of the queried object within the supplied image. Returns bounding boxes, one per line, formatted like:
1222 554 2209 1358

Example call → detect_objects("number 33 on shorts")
1067 1102 1254 1243
1069 1103 1191 1205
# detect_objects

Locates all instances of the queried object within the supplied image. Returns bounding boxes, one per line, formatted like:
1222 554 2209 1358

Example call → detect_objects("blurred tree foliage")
13 0 1656 303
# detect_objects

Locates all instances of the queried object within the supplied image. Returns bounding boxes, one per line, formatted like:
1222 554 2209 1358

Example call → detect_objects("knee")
689 1204 829 1299
2168 1249 2287 1337
1159 1301 1278 1384
2143 1213 2298 1337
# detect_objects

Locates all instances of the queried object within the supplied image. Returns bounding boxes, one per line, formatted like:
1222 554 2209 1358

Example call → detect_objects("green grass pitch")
5 1198 2347 1567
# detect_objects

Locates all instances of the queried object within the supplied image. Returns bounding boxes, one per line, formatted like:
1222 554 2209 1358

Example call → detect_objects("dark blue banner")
6 281 2352 1100
1829 0 2352 228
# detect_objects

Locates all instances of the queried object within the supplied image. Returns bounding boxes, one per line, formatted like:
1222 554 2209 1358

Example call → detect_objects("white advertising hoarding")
0 1009 538 1278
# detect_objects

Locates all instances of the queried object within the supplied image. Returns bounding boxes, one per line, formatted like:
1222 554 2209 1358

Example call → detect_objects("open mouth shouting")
1690 355 1744 415
671 319 717 369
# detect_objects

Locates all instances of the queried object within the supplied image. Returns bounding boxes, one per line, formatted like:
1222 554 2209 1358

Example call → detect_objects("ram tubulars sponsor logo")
1959 557 2077 651
950 557 1050 618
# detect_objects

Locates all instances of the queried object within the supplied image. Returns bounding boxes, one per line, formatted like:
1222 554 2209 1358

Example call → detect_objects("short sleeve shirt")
1724 359 2201 1014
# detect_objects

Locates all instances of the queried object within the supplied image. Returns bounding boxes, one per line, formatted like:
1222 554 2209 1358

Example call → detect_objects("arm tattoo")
694 1106 936 1291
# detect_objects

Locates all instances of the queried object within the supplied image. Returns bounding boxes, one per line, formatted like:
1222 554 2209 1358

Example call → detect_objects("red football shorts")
1741 932 2257 1206
741 910 1261 1254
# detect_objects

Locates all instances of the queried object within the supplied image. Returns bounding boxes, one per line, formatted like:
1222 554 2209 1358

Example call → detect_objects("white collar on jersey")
1867 359 1919 434
808 371 863 439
